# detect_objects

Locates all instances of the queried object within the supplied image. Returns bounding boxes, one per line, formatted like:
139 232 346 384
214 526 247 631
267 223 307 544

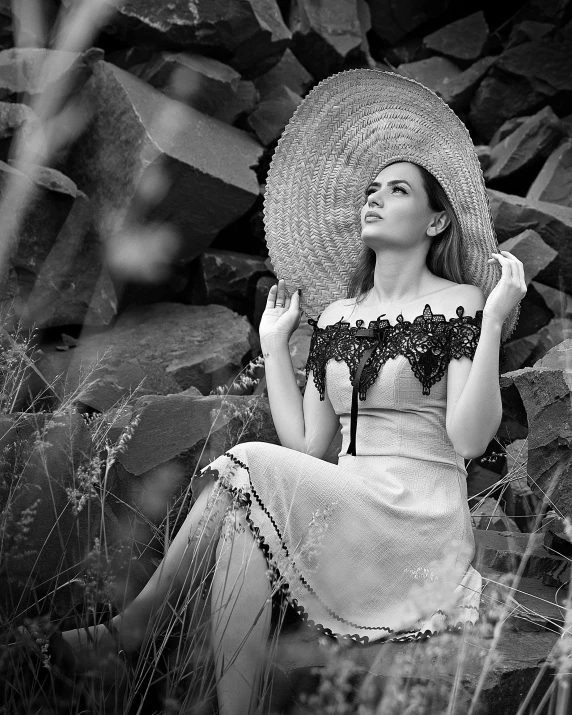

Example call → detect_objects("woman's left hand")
484 250 527 325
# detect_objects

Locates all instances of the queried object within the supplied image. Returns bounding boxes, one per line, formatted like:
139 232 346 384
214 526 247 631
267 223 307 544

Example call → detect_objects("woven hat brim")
263 69 521 344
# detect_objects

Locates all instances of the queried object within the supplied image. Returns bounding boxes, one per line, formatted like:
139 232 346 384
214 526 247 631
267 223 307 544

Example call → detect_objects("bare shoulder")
316 298 351 328
451 283 486 317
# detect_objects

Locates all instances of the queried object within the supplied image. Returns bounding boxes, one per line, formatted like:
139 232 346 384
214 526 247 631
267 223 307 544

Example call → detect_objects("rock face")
254 47 314 98
66 60 263 264
103 0 291 78
288 0 366 80
422 11 489 62
437 56 496 114
501 342 572 519
69 303 260 397
488 189 572 291
484 106 564 188
526 139 572 207
469 32 572 142
366 0 453 46
396 56 462 96
498 229 557 287
248 83 303 144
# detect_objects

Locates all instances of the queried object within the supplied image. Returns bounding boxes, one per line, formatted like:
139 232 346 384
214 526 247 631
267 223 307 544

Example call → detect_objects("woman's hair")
346 162 464 304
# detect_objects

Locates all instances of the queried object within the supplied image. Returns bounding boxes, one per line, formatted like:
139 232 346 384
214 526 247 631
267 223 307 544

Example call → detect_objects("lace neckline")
308 304 484 332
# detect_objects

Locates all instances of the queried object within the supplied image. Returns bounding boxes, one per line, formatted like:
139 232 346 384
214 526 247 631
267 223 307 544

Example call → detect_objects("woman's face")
360 162 446 250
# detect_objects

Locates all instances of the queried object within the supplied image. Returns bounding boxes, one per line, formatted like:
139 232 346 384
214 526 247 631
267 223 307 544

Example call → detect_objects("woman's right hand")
259 278 302 345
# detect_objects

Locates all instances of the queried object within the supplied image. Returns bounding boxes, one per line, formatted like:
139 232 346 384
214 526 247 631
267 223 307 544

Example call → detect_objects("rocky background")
1 0 572 637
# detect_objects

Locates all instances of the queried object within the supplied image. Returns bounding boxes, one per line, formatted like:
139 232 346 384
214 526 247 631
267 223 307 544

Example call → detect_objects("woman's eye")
392 186 407 194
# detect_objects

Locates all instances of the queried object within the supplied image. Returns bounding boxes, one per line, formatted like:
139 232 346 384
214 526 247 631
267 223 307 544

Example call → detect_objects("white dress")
192 304 487 644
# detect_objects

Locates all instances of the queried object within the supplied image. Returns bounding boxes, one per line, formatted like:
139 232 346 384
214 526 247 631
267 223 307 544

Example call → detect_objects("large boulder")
501 341 572 519
505 20 555 49
247 84 303 145
288 0 367 80
422 11 489 63
484 106 564 190
526 139 572 207
66 303 260 398
396 56 462 97
0 102 42 162
103 0 291 78
254 48 314 99
65 60 263 264
437 56 496 115
366 0 453 46
469 31 572 142
488 189 572 292
497 229 557 287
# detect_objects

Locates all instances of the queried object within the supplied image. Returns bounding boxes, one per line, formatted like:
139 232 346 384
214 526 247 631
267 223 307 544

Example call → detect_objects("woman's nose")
368 191 383 207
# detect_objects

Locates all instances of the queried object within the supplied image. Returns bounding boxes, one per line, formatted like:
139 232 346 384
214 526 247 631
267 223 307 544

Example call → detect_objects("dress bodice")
305 304 502 458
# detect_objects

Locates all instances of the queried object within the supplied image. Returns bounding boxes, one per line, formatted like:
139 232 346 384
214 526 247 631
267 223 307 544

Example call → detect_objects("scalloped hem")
198 454 481 647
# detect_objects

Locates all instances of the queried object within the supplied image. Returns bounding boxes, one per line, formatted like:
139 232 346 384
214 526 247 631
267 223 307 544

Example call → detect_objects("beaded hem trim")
199 450 480 646
305 304 507 401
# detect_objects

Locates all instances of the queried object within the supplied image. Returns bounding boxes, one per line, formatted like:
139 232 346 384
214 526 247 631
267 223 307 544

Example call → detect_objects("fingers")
267 279 297 310
488 250 526 291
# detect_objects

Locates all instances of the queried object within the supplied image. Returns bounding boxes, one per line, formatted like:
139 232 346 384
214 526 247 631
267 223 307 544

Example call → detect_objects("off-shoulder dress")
192 304 490 644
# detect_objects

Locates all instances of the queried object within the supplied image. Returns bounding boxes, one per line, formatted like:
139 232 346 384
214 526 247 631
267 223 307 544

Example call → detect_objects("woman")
20 70 525 715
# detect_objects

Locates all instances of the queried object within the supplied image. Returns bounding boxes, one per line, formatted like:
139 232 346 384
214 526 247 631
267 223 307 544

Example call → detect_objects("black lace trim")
305 305 490 402
198 451 480 646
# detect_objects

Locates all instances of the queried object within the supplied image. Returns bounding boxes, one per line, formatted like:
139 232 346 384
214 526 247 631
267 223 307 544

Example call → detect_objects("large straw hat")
263 68 521 344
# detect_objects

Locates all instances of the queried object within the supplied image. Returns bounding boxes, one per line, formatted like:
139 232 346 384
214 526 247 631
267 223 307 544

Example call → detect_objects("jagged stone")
512 0 572 25
0 102 43 162
288 0 366 80
501 348 572 518
488 189 572 291
531 280 572 319
20 186 116 329
67 303 260 399
504 439 532 497
0 0 12 51
503 333 542 373
254 274 276 329
422 11 489 62
526 139 572 207
437 55 495 114
474 529 568 578
384 37 432 67
366 0 452 46
485 106 564 185
475 145 491 172
469 33 572 142
191 249 270 314
396 56 462 97
471 497 520 532
248 84 303 145
498 229 558 286
103 0 291 78
65 60 263 263
254 48 314 99
0 47 94 100
490 117 527 147
506 20 555 49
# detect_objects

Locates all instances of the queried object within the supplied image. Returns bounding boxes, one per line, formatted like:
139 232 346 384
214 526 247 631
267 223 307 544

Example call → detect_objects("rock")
68 303 260 398
254 274 276 329
248 84 303 145
501 350 572 518
504 296 553 344
65 60 263 264
498 229 558 286
254 48 314 99
190 249 270 315
487 189 572 291
531 280 572 319
512 0 572 25
0 103 42 162
471 497 520 532
422 11 489 63
490 117 528 147
469 34 572 142
288 0 366 80
0 162 77 320
526 138 572 207
20 188 117 329
484 106 564 188
384 37 432 67
475 145 491 172
473 529 568 578
396 56 462 97
503 333 543 373
506 20 555 49
529 318 572 362
104 0 291 78
504 439 532 497
366 0 453 46
437 56 496 114
0 47 93 101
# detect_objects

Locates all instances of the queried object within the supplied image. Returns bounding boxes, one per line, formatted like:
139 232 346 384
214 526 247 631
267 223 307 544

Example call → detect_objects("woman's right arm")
260 280 339 457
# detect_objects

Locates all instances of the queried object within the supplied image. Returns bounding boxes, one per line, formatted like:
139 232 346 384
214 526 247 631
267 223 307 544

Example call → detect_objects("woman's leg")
63 474 232 653
211 507 272 715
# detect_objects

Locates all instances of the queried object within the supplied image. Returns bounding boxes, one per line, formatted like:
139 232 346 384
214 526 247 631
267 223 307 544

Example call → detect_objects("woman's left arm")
446 250 527 459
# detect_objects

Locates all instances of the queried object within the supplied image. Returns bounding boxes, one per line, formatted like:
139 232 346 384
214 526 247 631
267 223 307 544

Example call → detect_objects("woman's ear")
428 211 451 237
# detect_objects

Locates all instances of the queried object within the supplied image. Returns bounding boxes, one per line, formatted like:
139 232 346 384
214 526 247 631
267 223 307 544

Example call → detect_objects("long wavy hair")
346 162 464 305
